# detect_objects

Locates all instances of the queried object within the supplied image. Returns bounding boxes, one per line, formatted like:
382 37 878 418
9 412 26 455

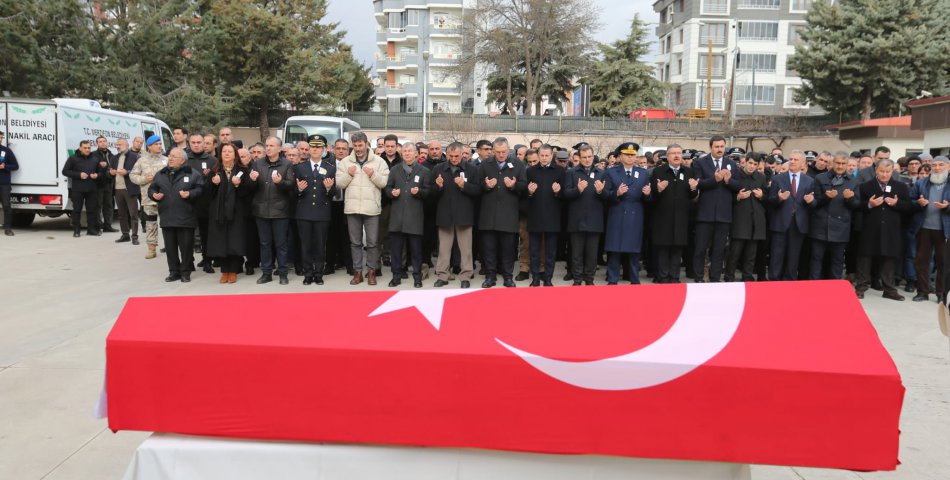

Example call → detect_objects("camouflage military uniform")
129 153 167 246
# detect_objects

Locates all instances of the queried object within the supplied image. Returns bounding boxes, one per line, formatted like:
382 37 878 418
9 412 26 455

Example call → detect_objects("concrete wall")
847 138 924 159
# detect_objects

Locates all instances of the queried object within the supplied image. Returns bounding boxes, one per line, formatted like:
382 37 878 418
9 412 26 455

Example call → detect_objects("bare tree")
460 0 597 115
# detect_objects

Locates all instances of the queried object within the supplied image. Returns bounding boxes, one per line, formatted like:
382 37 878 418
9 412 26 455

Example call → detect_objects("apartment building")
373 0 480 114
652 0 826 116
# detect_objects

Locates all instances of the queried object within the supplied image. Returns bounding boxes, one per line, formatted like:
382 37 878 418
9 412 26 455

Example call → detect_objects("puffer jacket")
335 150 390 216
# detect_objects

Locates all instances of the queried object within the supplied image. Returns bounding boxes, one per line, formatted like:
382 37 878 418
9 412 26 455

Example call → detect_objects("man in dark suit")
384 141 431 288
91 136 117 234
767 151 818 281
691 135 741 282
649 144 699 283
809 151 861 280
604 142 652 284
561 144 607 285
724 153 768 282
525 145 565 286
291 135 337 286
856 159 911 300
431 142 481 288
478 138 526 287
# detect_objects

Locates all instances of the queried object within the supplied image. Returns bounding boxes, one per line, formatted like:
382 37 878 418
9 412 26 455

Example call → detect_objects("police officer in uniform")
291 135 337 286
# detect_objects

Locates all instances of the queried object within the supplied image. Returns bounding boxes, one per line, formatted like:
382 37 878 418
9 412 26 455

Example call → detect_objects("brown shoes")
219 273 239 283
350 271 364 285
367 270 377 285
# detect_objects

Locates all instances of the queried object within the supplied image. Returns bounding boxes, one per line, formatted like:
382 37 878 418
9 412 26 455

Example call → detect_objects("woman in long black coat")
207 143 252 283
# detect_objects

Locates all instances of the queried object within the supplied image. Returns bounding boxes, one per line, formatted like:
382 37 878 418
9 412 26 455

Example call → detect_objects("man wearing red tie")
767 151 818 281
855 159 911 300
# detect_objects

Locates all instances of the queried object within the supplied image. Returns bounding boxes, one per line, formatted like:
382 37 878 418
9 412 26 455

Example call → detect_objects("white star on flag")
369 289 480 330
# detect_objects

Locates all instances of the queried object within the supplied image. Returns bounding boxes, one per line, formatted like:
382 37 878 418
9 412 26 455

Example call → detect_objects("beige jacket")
335 151 390 216
129 153 167 207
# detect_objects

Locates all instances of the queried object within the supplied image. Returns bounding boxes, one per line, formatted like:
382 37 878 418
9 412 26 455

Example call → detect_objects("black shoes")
503 278 516 288
414 280 423 288
434 279 450 287
245 265 255 276
460 280 470 288
882 291 904 301
131 235 139 245
515 272 530 281
563 272 573 281
73 230 81 238
256 273 273 284
87 230 101 236
102 226 118 233
279 275 289 285
180 272 191 283
572 280 583 286
3 230 12 236
904 283 916 293
388 278 401 287
314 276 324 285
543 280 554 287
855 289 865 299
115 234 131 243
303 276 314 285
202 264 215 274
481 279 496 288
164 274 181 282
529 279 541 287
912 293 929 302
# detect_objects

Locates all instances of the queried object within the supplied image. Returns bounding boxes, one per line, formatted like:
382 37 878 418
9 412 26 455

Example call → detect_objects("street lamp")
422 50 430 141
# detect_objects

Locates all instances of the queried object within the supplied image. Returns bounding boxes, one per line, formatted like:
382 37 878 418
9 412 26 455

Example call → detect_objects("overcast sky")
326 0 659 72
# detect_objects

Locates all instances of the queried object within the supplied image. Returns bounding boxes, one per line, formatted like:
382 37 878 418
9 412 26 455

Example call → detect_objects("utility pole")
706 38 712 117
751 57 757 117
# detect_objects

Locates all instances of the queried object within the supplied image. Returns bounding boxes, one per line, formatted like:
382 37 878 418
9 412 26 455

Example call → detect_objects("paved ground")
1 216 947 479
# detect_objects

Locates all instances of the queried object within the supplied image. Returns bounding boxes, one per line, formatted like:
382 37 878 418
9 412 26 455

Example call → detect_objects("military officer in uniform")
604 142 653 284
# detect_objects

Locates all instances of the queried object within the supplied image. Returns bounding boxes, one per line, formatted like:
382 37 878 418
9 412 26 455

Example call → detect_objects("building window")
698 85 726 110
788 24 807 45
737 53 777 72
784 86 808 108
407 10 421 26
398 74 416 86
432 12 458 29
667 5 675 23
388 11 407 31
735 85 776 104
698 54 726 77
701 0 730 15
790 0 812 11
699 23 727 45
738 21 779 41
677 58 683 75
738 0 780 8
678 28 684 44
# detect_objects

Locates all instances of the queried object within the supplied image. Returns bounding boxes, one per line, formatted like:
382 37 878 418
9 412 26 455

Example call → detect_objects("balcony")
699 35 727 47
430 22 461 36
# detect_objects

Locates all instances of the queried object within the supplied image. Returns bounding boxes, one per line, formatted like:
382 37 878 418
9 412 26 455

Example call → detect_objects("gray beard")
931 172 948 185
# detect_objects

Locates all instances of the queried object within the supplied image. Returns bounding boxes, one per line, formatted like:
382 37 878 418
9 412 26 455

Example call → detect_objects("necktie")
626 170 631 178
791 173 797 197
715 159 720 171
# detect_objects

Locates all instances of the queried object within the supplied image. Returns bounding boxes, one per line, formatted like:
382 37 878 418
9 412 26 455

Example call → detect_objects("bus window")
284 124 311 144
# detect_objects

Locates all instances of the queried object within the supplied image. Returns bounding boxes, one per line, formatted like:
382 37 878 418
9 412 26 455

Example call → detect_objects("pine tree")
586 15 664 117
788 0 950 120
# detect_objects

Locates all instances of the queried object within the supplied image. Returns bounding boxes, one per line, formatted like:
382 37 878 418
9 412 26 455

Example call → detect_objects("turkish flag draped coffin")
106 280 903 471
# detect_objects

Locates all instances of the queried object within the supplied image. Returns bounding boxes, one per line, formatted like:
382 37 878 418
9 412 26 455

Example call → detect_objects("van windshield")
284 121 342 145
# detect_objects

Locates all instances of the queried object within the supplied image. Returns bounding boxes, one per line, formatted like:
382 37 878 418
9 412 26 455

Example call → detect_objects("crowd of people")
39 126 950 303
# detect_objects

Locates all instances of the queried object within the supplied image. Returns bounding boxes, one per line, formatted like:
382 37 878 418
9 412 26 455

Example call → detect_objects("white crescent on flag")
495 282 746 391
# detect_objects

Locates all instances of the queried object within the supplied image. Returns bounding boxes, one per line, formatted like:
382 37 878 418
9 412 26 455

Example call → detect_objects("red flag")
106 280 903 471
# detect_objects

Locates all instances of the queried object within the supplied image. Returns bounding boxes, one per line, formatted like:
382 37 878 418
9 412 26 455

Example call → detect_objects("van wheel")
11 212 36 228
